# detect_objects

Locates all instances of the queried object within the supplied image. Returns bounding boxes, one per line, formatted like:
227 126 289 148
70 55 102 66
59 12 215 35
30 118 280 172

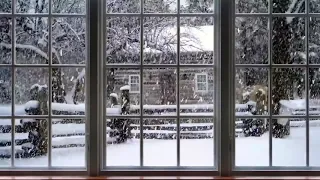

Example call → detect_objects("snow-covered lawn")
0 127 319 167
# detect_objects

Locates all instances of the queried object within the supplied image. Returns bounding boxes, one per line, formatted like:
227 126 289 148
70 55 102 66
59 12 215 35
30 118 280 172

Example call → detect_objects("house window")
195 73 208 92
129 75 140 93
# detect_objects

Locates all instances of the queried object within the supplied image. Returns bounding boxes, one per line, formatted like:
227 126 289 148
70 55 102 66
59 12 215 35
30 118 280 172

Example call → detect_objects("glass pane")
272 118 305 166
15 118 48 167
16 0 49 13
0 119 11 167
52 17 86 64
235 0 268 13
235 68 268 115
235 17 268 64
51 118 85 167
180 0 214 13
0 17 12 64
180 68 213 112
0 1 11 13
106 118 140 166
15 67 49 115
309 68 320 166
51 67 86 115
272 68 305 116
106 17 140 65
180 17 214 64
52 0 86 14
309 18 320 64
106 0 140 13
144 0 177 13
0 67 11 116
310 0 320 13
180 118 214 166
143 118 177 166
105 68 140 116
15 17 48 64
143 68 176 115
310 118 320 166
272 17 305 64
143 17 177 65
272 0 305 13
235 118 269 166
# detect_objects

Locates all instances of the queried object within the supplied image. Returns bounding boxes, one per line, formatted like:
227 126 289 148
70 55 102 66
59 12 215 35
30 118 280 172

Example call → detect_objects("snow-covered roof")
144 25 214 53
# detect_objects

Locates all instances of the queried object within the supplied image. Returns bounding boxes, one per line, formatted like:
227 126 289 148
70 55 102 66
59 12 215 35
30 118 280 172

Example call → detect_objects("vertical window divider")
102 0 107 170
214 0 221 170
48 0 53 168
10 0 15 168
87 0 100 176
268 0 273 167
219 0 233 176
305 0 310 167
139 0 144 167
177 0 181 167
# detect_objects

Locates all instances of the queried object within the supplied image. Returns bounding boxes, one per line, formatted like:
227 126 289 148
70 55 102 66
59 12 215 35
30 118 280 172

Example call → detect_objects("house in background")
106 25 215 107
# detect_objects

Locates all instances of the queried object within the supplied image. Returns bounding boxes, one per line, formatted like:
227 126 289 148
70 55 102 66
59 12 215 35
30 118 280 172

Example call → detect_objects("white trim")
128 74 140 93
195 73 209 92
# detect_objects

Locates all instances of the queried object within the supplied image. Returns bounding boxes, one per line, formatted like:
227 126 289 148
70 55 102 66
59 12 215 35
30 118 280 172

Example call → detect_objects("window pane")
0 17 12 64
0 119 11 167
52 17 86 64
180 0 214 13
180 118 214 166
0 0 11 13
15 118 48 167
15 67 49 115
105 68 140 115
179 68 215 111
106 17 140 65
106 0 140 13
235 118 269 166
180 17 214 64
51 67 85 114
272 17 305 64
309 68 320 166
235 17 268 64
52 0 86 14
272 118 306 166
51 118 85 167
106 118 140 166
272 68 305 116
16 0 49 13
143 17 177 65
143 68 176 115
309 18 320 64
310 0 320 13
144 0 177 13
272 0 305 14
235 0 268 13
15 17 48 64
143 118 177 166
235 68 268 115
0 67 11 116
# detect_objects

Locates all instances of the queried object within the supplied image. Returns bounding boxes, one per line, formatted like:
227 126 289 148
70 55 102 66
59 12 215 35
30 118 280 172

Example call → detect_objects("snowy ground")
0 126 319 167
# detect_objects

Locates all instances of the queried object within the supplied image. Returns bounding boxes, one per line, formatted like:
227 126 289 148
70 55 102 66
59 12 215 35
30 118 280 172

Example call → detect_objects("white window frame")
3 0 320 177
129 74 140 93
195 73 208 92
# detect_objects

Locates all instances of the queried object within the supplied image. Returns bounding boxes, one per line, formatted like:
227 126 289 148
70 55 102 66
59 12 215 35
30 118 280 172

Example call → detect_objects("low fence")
0 92 319 158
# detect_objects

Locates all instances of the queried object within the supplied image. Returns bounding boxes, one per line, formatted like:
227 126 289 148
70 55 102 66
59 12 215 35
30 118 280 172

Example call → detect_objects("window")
129 75 140 93
1 0 320 177
195 73 208 92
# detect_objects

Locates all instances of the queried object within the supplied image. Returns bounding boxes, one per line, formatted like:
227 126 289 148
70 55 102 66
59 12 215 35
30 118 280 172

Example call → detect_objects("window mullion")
87 0 101 176
219 0 234 176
